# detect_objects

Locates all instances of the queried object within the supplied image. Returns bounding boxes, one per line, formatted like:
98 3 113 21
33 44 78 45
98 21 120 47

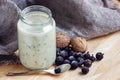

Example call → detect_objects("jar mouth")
20 5 52 26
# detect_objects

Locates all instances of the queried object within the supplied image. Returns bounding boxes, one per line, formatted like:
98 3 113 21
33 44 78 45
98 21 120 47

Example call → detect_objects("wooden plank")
0 31 120 80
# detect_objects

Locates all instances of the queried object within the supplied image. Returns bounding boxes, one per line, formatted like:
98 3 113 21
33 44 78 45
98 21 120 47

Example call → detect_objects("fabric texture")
0 0 20 64
0 0 120 64
34 0 120 39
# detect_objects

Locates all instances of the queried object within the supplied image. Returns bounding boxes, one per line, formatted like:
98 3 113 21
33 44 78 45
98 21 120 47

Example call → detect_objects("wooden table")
0 31 120 80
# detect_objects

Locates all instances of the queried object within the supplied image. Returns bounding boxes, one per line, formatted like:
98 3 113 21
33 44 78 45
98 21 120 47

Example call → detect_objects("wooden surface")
0 31 120 80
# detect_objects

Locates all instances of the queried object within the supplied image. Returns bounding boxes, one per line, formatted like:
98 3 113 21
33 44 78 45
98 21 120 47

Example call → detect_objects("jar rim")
20 5 52 26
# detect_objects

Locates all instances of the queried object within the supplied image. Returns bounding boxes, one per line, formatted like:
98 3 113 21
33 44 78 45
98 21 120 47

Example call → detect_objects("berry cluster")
55 46 104 74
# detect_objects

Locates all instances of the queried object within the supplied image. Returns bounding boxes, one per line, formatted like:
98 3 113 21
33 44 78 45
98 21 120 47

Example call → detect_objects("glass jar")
17 5 56 70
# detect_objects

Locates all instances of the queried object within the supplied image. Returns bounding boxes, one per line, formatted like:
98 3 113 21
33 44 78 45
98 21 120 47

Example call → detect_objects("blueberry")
83 59 92 67
54 67 61 74
56 48 61 56
81 67 89 74
59 50 68 59
83 52 91 59
96 52 104 61
68 56 76 62
55 56 64 65
89 54 96 62
56 48 61 53
69 51 75 56
56 52 60 57
63 59 71 64
64 47 72 53
70 61 78 70
77 57 84 62
74 52 83 58
78 58 84 67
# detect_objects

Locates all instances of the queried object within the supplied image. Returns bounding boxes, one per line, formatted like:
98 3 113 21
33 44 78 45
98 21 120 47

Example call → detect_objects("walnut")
56 32 70 48
71 37 87 52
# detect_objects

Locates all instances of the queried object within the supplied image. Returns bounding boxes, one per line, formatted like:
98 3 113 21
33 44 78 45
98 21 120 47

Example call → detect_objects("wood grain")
0 31 120 80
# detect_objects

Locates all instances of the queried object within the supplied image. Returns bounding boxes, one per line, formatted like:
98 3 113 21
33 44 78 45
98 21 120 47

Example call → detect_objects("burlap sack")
34 0 120 39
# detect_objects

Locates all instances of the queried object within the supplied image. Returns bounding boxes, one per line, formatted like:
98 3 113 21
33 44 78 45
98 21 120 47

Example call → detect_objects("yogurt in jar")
17 6 56 70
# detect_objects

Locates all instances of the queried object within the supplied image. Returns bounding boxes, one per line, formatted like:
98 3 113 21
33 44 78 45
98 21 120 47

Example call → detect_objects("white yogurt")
17 6 56 70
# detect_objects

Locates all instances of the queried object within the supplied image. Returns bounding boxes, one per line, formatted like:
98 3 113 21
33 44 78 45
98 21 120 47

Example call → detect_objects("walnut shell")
56 32 70 48
71 37 87 52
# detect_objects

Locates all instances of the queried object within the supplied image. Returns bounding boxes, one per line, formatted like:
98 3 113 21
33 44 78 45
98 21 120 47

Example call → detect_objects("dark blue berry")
56 48 61 56
78 58 84 67
83 59 92 67
96 52 104 61
83 52 91 59
81 67 89 74
64 47 72 53
54 67 61 74
68 56 76 62
70 61 78 70
55 56 64 65
77 57 84 62
89 54 96 62
63 59 71 64
69 51 75 56
56 48 61 53
74 52 83 58
59 50 68 59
